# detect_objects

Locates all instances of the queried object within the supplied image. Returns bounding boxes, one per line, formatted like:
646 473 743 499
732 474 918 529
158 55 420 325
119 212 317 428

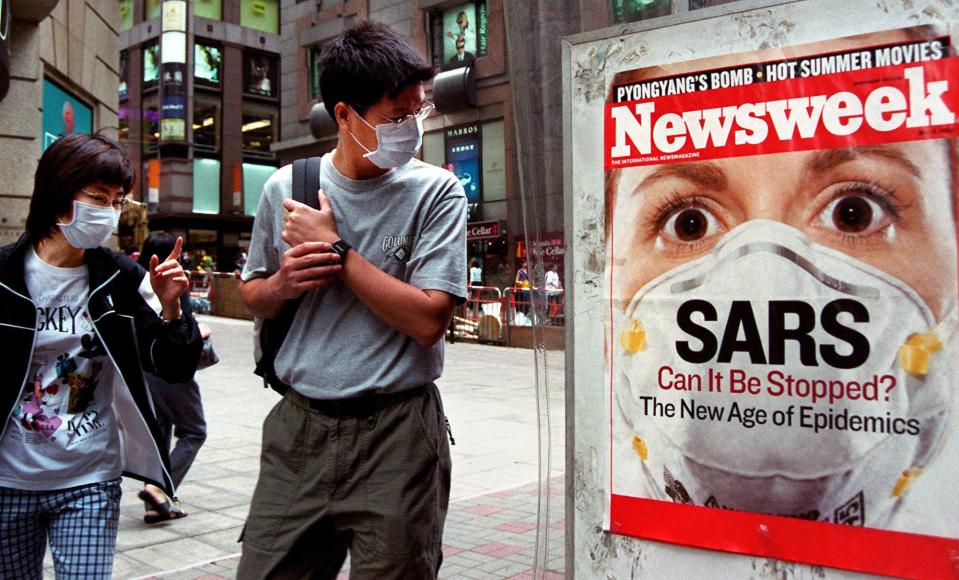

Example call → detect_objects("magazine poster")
605 25 959 577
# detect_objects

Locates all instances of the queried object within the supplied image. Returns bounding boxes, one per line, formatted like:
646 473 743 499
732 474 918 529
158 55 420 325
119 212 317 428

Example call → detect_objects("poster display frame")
564 1 959 578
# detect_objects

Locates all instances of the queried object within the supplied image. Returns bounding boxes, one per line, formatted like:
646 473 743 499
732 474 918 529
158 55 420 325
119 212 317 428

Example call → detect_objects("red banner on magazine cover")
605 27 959 578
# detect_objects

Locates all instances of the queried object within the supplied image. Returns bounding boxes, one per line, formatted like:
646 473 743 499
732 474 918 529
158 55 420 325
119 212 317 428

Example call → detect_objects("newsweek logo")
605 59 959 168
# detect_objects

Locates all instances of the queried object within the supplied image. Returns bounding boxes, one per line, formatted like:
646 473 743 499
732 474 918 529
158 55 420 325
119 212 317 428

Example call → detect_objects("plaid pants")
0 478 122 580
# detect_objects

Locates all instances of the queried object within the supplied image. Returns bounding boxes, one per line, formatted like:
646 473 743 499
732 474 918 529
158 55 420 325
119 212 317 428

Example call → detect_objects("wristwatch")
331 239 352 263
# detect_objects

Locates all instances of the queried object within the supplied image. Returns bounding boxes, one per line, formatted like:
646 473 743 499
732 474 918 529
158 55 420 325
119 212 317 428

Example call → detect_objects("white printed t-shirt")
0 247 122 490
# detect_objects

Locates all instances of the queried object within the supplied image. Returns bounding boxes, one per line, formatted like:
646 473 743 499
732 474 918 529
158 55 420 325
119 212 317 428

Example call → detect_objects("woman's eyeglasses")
80 188 139 211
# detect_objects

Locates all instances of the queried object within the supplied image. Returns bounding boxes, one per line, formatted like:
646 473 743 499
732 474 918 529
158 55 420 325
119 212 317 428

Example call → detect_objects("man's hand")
270 241 342 301
282 190 339 247
150 236 189 321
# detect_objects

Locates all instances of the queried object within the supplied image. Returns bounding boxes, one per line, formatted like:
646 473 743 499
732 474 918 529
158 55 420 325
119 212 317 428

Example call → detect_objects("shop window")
119 50 129 101
243 163 277 215
119 0 134 31
193 158 221 214
240 0 279 35
611 0 672 23
143 41 160 90
244 51 278 98
119 104 129 142
194 0 222 19
429 1 488 71
242 103 277 159
195 41 222 88
308 44 325 101
193 94 220 153
145 0 161 20
142 94 159 153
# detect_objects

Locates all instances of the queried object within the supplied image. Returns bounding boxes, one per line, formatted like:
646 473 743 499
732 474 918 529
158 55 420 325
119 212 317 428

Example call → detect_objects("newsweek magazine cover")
604 25 959 577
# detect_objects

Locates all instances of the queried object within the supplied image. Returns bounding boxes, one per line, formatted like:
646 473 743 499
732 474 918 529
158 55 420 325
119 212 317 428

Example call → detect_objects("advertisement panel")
605 26 959 577
42 79 93 150
445 123 482 204
143 42 160 87
244 51 277 98
195 42 221 87
436 1 487 69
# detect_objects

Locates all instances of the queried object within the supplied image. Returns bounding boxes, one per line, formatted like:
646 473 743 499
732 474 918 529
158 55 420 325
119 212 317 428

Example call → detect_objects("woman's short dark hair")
319 21 434 118
25 132 135 241
138 231 177 270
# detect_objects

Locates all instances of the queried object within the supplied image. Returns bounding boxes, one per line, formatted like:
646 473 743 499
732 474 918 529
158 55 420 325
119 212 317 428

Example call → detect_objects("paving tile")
462 504 506 516
495 521 539 536
123 538 231 571
110 321 565 578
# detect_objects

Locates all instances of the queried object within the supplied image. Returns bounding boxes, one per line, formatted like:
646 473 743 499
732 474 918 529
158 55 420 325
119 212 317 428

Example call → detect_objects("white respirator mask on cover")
348 106 424 169
58 200 120 249
613 219 953 527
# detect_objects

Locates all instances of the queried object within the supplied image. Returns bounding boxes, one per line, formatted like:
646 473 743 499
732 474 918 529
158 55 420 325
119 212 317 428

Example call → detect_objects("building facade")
0 0 122 246
113 0 748 277
273 0 737 289
118 0 282 269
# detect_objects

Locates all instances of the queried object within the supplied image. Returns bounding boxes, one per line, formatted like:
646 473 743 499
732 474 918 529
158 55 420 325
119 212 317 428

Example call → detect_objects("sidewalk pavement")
44 315 566 579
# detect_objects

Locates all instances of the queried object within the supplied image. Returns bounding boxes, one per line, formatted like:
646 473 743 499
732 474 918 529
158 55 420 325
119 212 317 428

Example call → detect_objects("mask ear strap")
348 105 377 131
347 130 375 157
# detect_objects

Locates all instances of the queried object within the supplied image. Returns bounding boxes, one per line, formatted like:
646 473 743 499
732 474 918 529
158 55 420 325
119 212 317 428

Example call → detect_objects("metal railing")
503 287 565 328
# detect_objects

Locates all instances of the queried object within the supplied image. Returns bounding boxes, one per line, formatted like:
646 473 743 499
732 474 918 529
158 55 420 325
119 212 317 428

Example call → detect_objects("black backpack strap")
292 158 307 205
303 156 322 209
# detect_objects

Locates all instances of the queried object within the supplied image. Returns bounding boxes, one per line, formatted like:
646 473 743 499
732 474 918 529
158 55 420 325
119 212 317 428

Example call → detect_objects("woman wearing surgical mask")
0 133 203 578
608 136 959 535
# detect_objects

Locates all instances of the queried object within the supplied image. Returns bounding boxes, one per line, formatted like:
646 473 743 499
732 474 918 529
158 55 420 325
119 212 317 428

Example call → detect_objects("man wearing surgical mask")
237 21 467 579
0 133 202 577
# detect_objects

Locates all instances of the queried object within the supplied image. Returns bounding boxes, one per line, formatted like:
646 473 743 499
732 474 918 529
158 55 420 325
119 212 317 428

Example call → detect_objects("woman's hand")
150 236 189 321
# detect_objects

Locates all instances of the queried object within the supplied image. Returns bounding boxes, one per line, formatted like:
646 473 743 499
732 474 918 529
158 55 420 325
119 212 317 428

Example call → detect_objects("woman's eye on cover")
662 207 723 243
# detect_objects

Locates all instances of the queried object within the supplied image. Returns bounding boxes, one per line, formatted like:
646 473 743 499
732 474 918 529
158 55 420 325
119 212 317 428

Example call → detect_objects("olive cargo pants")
237 383 451 579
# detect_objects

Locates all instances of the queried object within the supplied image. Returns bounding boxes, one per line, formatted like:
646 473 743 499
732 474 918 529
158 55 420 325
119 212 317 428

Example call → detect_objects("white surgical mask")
613 219 953 528
348 106 425 169
58 200 120 249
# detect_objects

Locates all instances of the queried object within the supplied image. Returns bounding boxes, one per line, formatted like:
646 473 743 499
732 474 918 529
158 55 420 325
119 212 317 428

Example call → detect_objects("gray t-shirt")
243 153 467 399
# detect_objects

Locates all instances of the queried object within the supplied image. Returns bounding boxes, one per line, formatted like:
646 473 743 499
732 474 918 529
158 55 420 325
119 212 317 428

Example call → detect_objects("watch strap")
331 239 351 262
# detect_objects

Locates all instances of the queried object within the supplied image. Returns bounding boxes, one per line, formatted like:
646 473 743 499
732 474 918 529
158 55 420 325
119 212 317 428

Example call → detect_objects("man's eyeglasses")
80 188 138 211
372 101 435 125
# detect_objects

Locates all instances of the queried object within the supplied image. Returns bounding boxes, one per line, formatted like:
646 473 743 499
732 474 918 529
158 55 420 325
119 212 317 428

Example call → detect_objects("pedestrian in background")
237 21 466 579
0 133 202 578
137 232 209 524
469 258 483 319
179 250 194 272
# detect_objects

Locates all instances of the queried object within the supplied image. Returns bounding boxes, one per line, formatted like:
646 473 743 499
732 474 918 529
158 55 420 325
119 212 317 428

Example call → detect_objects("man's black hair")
319 21 434 118
26 132 135 241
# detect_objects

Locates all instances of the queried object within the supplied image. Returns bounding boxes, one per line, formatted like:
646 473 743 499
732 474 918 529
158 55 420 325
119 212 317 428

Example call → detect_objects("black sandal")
139 489 188 524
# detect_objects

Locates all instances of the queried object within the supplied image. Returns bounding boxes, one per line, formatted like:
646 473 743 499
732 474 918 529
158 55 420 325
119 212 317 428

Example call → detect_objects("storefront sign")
604 26 959 578
42 79 93 150
467 220 503 240
160 62 186 140
516 233 564 258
